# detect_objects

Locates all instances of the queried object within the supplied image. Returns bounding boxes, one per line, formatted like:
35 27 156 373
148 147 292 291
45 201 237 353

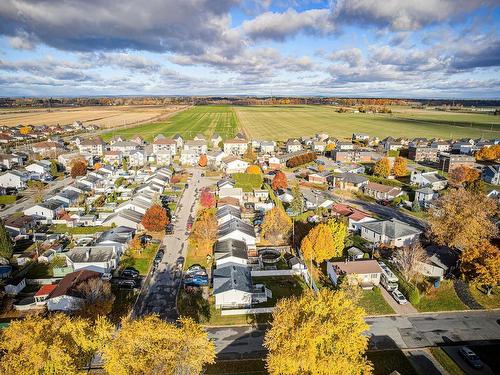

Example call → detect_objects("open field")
0 105 182 128
235 105 500 140
102 105 238 142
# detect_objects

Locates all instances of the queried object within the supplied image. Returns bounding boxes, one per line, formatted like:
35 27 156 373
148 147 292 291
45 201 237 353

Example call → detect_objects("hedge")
398 277 420 305
286 152 317 168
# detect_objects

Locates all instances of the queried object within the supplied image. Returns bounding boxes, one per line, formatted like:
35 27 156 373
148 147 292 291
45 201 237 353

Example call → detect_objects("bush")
398 278 420 305
286 152 317 168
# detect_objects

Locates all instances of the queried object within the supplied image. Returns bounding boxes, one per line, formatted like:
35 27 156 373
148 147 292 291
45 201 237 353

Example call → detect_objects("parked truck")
379 261 399 292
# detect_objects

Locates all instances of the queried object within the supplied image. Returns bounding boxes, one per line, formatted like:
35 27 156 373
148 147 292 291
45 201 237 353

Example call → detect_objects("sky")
0 0 499 98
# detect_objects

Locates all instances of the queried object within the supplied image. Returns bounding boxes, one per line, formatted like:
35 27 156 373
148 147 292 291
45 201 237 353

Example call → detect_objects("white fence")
250 269 301 277
221 307 274 316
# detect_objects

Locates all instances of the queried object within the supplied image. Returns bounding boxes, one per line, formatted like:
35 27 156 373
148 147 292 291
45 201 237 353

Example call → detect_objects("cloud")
449 38 500 71
0 0 241 55
329 48 362 67
333 0 492 31
83 53 161 73
8 32 35 50
242 8 334 41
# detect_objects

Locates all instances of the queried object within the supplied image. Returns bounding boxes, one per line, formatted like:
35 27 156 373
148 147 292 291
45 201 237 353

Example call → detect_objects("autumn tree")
264 289 372 375
190 209 217 255
449 165 479 185
70 159 87 178
393 242 428 283
200 188 216 208
49 160 59 177
325 143 335 152
289 183 304 214
198 154 207 167
373 157 391 177
301 223 336 263
460 240 500 295
246 165 261 174
141 204 169 232
0 313 113 375
428 188 497 250
243 146 256 161
102 316 215 375
475 145 500 161
261 206 292 244
326 218 348 258
75 277 115 319
392 156 408 177
0 220 13 260
271 171 287 190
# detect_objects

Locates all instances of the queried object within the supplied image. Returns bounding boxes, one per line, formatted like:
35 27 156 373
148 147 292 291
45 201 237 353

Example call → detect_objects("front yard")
414 280 467 312
469 285 500 309
0 195 17 204
119 243 159 275
232 173 263 192
359 289 395 315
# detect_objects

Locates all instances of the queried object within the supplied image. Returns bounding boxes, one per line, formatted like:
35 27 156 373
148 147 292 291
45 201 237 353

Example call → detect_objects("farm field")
0 105 182 128
102 105 238 142
235 105 500 140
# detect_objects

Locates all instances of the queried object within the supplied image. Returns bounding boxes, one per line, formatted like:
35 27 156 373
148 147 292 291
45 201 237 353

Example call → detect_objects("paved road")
442 345 495 375
208 310 500 360
0 176 73 218
133 168 212 320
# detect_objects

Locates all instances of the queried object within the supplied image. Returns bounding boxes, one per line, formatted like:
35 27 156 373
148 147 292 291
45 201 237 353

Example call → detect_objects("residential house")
58 152 93 170
216 205 242 226
78 137 106 156
102 209 143 229
353 133 370 142
116 196 151 215
410 170 448 190
381 137 403 152
332 173 368 191
193 133 206 142
24 201 64 221
130 135 144 145
268 156 282 170
47 270 101 312
109 135 124 145
206 150 226 168
221 156 249 174
34 284 58 305
0 170 29 189
172 134 184 149
408 145 439 162
217 179 235 191
4 214 37 237
327 260 382 288
110 141 138 156
336 141 354 151
223 139 248 156
48 189 80 208
430 140 451 152
95 227 134 250
438 153 475 172
25 161 51 175
0 153 23 169
363 182 403 201
260 141 276 154
331 204 376 232
32 141 65 157
183 140 208 155
152 138 177 156
312 141 326 153
360 219 422 247
65 246 120 274
217 197 240 209
301 189 334 210
332 149 374 163
214 239 248 267
253 189 269 201
129 150 146 167
307 171 333 185
213 263 253 308
482 165 500 185
217 219 256 247
155 150 172 166
103 151 123 166
414 187 436 207
211 133 223 147
285 139 302 153
218 187 244 203
180 149 199 166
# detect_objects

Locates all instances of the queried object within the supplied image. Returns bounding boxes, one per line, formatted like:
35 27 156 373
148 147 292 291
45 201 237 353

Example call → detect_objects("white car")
392 290 408 305
101 273 112 281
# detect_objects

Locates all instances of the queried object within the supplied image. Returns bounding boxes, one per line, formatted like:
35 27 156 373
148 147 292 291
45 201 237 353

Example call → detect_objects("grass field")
0 105 181 128
235 105 500 140
415 280 467 312
102 105 238 142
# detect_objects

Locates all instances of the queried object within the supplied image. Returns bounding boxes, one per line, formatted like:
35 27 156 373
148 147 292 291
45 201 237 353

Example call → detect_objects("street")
132 168 212 320
0 176 73 219
208 310 500 360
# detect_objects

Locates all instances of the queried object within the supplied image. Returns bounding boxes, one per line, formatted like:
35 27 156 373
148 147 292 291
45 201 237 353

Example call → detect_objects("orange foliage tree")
246 165 261 174
141 204 169 232
449 165 479 185
392 156 408 177
70 159 87 179
198 154 207 167
272 171 288 190
475 145 500 161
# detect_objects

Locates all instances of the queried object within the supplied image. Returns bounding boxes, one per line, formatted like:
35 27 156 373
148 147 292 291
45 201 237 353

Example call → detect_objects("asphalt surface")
208 310 500 360
0 176 73 218
133 168 212 320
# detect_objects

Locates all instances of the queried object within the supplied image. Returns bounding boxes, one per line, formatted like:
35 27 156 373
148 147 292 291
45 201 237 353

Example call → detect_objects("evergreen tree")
0 220 13 260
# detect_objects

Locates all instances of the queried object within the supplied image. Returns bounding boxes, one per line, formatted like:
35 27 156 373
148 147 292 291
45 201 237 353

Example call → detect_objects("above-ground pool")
258 248 281 264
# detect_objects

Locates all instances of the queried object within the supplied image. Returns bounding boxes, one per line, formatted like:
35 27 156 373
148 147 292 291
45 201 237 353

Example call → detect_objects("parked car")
184 183 189 188
121 269 139 279
118 279 137 289
458 347 483 369
101 273 112 281
165 224 174 234
377 199 390 206
176 256 185 270
184 275 209 286
392 290 408 304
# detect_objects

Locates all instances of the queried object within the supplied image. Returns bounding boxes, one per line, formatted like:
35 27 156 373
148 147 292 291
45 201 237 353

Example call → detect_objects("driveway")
0 176 73 219
379 286 418 315
133 168 213 320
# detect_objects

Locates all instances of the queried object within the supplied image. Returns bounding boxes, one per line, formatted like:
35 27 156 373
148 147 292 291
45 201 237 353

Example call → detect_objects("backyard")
232 173 263 192
49 224 111 235
252 276 308 307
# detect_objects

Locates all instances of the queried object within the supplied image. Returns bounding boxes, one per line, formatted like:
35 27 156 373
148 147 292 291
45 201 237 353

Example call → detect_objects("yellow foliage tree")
102 316 215 375
19 126 31 135
325 143 335 152
460 240 500 295
300 223 336 263
246 165 261 174
326 218 348 258
428 188 498 251
0 313 113 375
392 156 408 177
261 206 292 244
373 157 391 177
264 289 372 375
475 145 500 161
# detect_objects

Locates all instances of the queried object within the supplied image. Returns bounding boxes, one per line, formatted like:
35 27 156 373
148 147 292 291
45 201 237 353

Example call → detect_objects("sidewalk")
406 348 448 375
380 286 418 315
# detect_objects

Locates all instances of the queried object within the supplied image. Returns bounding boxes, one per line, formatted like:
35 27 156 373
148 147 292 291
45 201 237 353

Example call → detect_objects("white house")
414 187 436 207
207 150 226 168
222 157 249 174
103 151 123 166
152 138 177 156
214 239 248 267
78 137 106 156
155 150 172 166
260 141 276 154
116 197 150 215
110 141 138 156
184 140 208 155
0 170 29 189
65 246 120 274
213 264 253 308
360 219 422 247
218 187 244 203
129 150 146 167
285 139 302 153
216 205 242 226
102 209 143 229
327 260 382 288
25 161 50 175
223 139 248 156
218 219 256 247
24 201 64 221
211 133 223 147
410 170 448 191
180 149 199 166
173 134 184 149
47 270 101 312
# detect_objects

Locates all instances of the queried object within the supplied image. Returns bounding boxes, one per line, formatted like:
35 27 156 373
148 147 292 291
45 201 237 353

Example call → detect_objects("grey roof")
213 263 252 294
97 226 135 244
361 219 421 239
421 172 447 184
67 246 116 263
218 219 255 238
214 239 248 260
425 246 458 271
216 205 241 220
337 173 368 184
217 178 235 188
104 209 143 225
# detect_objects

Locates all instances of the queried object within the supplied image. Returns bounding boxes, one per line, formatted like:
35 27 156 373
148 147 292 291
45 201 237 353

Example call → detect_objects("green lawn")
102 105 238 142
252 276 307 307
232 173 263 192
236 105 500 140
359 289 395 315
415 280 467 312
119 244 158 275
49 224 111 235
0 195 17 204
429 347 464 375
469 284 500 309
367 350 417 375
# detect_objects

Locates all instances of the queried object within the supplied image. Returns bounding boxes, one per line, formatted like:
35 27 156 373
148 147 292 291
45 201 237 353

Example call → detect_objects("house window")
371 274 378 279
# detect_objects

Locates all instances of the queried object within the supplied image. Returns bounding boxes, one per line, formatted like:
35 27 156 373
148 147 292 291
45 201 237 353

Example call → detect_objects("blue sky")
0 0 499 98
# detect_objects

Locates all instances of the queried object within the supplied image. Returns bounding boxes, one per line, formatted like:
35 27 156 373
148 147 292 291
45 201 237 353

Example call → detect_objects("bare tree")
392 242 428 283
75 277 115 319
